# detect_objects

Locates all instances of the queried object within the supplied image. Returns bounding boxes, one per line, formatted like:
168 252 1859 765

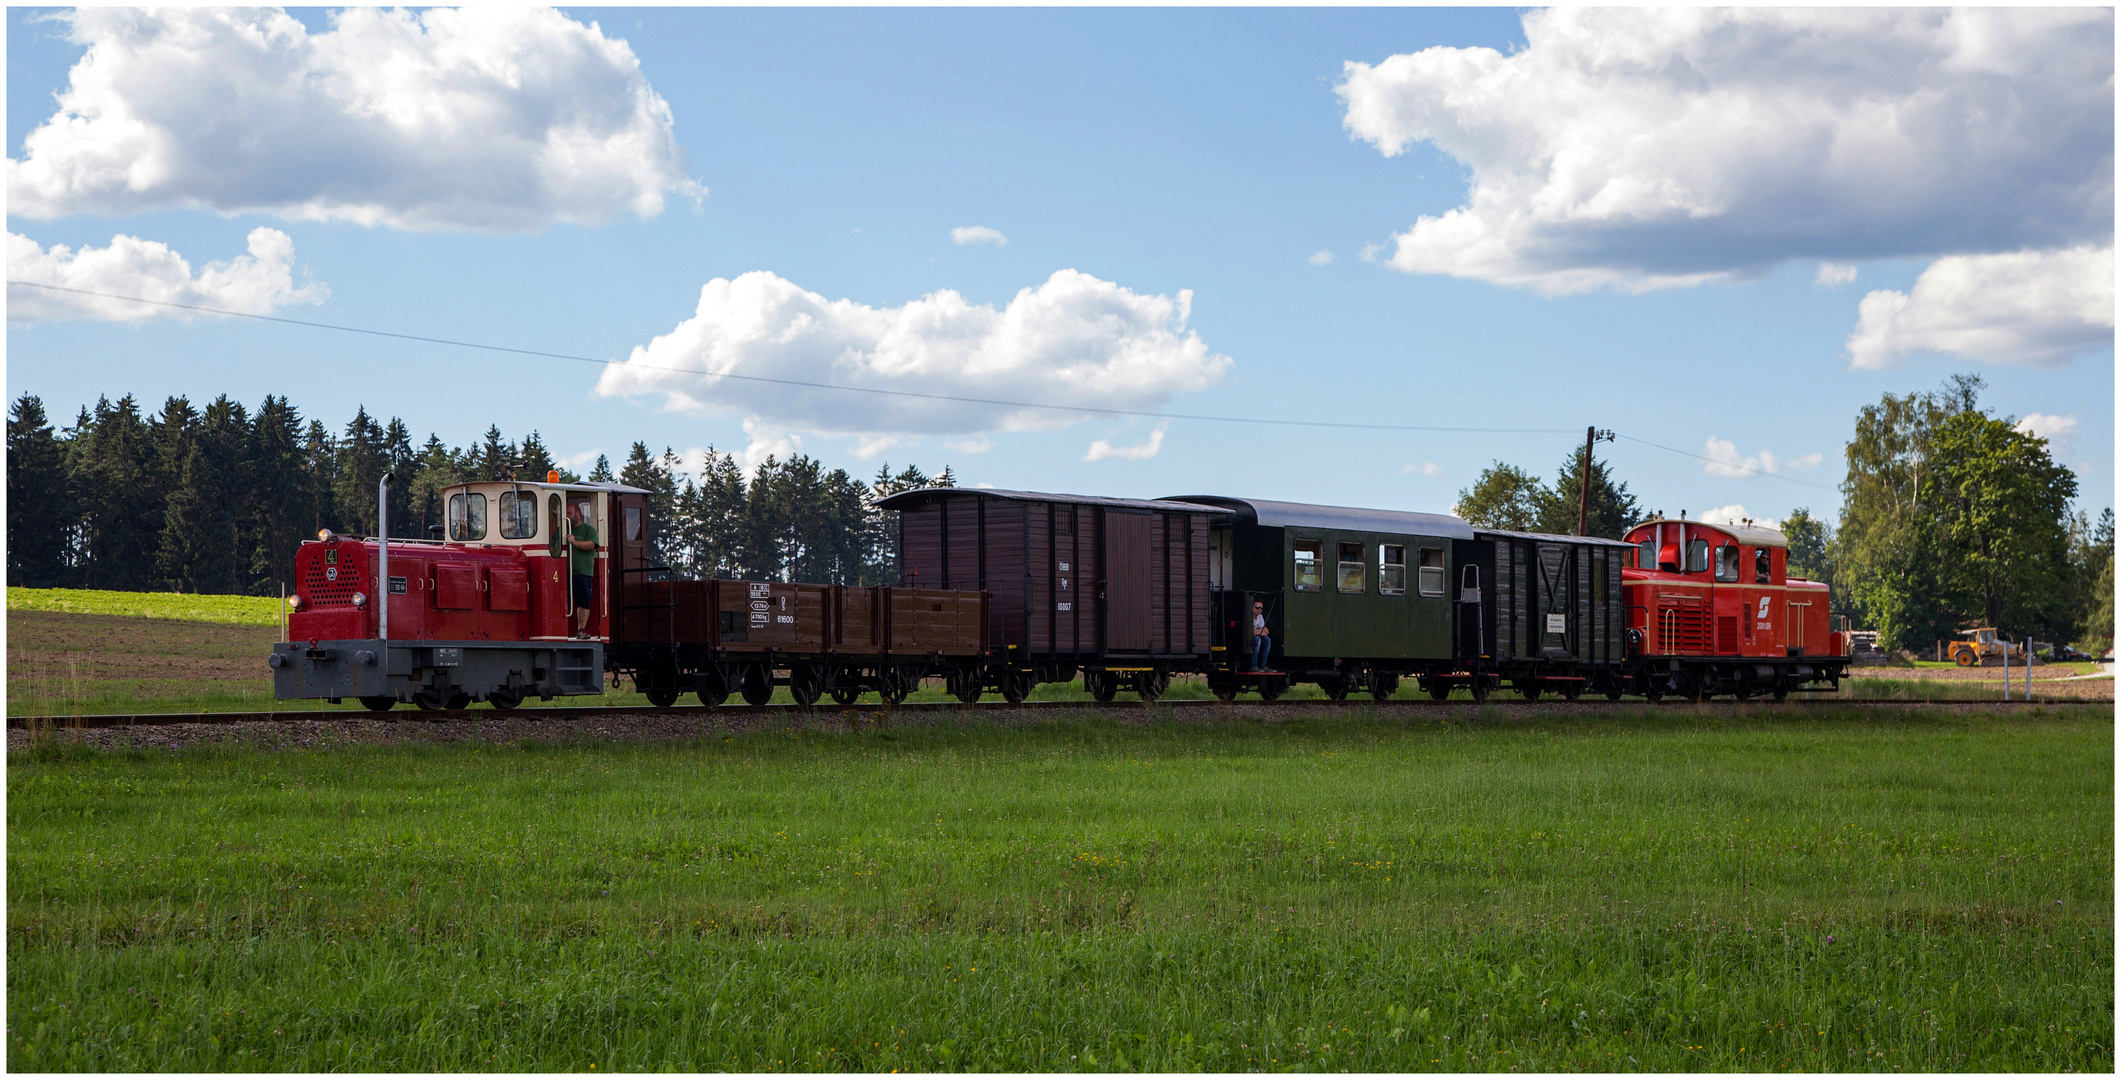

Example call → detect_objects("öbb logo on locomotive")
271 476 1850 713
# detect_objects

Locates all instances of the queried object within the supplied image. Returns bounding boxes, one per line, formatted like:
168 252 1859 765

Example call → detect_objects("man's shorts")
572 574 593 608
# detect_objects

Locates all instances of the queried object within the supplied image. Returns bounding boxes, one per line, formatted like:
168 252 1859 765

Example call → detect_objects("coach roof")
1168 496 1475 539
876 487 1224 514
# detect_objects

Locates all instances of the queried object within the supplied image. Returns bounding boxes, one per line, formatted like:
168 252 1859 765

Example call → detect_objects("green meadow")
9 705 2110 1071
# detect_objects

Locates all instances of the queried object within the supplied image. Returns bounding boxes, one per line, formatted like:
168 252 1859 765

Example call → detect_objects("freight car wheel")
644 686 681 709
1468 678 1490 703
1560 683 1583 702
359 696 396 712
488 688 525 711
829 687 862 706
1087 672 1119 703
881 668 914 705
1518 684 1542 701
1135 670 1169 704
1002 670 1032 704
1371 674 1399 701
1605 690 1623 701
949 670 983 704
740 666 775 707
1212 683 1237 703
790 666 825 707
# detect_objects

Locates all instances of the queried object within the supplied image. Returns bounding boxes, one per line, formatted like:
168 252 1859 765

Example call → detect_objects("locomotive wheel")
740 666 774 706
1428 682 1451 701
488 687 525 711
1087 672 1118 703
1773 685 1790 701
1320 677 1350 701
445 692 471 711
644 686 681 709
359 695 396 712
790 666 825 706
829 686 862 706
1371 673 1399 701
414 691 445 711
1645 685 1665 703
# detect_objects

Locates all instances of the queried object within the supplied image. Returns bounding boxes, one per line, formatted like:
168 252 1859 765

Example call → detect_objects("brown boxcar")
876 487 1221 700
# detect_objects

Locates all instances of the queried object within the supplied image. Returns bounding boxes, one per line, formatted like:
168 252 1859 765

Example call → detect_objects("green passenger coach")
1169 496 1474 701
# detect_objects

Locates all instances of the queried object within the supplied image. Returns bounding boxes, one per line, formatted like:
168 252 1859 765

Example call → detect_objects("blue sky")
8 7 2113 530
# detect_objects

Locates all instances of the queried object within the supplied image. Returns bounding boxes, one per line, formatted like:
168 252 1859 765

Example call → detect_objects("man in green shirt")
567 501 599 637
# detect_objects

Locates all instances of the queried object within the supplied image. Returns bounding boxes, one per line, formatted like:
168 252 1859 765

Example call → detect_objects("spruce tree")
7 395 71 587
246 396 308 593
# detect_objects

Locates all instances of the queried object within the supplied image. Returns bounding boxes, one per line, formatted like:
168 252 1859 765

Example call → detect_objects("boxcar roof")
1472 527 1638 549
1168 496 1475 539
876 486 1224 514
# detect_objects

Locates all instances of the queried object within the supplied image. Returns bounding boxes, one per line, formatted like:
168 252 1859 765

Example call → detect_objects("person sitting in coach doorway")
567 502 599 638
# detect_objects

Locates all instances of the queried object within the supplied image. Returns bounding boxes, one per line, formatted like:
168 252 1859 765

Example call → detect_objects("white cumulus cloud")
1846 246 2115 369
1401 461 1444 477
1699 504 1754 527
1307 250 1335 266
1337 8 2113 293
951 226 1007 246
595 269 1231 451
1084 423 1168 463
8 7 701 231
8 227 326 324
2015 413 2080 460
1702 437 1824 479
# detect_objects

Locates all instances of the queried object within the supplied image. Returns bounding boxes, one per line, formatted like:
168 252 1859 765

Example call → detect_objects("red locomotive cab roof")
1622 516 1789 549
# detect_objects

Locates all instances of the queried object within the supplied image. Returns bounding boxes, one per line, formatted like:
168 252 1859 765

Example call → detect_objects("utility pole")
1577 426 1615 536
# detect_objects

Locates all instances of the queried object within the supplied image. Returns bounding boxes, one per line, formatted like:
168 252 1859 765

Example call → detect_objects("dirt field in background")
8 611 281 712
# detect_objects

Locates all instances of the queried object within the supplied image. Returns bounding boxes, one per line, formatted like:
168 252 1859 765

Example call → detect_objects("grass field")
8 705 2110 1071
7 587 285 625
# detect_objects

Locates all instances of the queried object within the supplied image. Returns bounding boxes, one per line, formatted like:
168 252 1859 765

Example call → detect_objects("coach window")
1686 538 1710 574
1712 543 1741 582
1337 542 1365 593
1293 540 1323 591
499 491 538 540
1379 545 1407 595
448 492 487 541
1417 547 1446 597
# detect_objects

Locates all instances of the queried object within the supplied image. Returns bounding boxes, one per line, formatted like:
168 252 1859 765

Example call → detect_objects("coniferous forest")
6 393 953 597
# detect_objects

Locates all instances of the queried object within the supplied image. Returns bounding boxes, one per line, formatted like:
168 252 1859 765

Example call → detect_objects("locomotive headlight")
287 595 304 611
351 591 369 608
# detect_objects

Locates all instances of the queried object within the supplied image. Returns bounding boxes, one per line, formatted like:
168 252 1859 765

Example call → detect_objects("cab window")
1713 544 1741 583
1337 542 1365 593
547 493 565 557
1638 538 1658 571
448 492 487 541
1292 540 1323 591
1686 538 1710 574
499 491 539 539
1755 546 1773 583
1417 547 1446 597
626 505 644 542
1378 545 1407 595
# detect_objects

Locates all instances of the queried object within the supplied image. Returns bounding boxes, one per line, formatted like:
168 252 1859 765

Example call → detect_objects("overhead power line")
6 280 1570 436
6 278 1844 491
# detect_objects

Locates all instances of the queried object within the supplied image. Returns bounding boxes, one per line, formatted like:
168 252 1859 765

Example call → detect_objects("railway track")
10 694 2109 730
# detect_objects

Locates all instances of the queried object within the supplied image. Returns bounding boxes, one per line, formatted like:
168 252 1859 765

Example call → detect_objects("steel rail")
9 695 2108 730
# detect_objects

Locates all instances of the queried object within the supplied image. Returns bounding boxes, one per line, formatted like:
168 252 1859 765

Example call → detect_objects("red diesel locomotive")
1620 516 1842 700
